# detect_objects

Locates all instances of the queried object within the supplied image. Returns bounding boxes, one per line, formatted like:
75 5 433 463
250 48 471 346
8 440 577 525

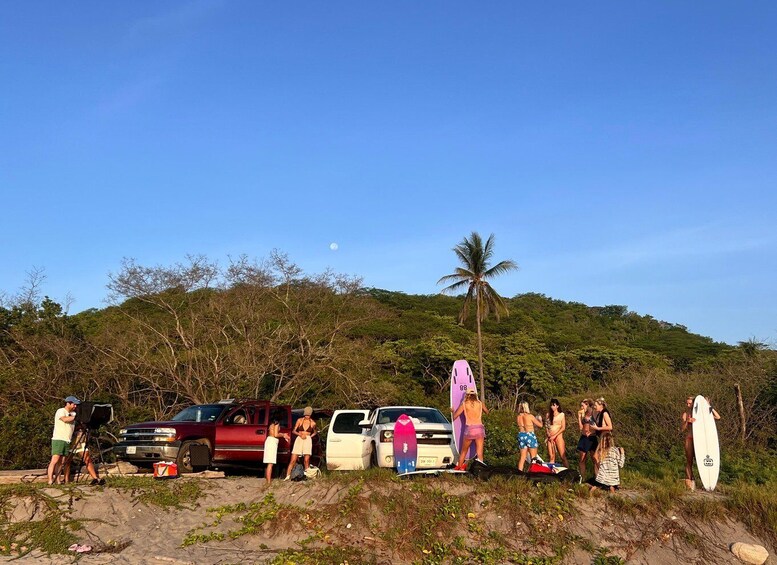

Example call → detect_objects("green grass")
0 484 80 557
723 480 777 548
182 492 299 547
107 476 206 509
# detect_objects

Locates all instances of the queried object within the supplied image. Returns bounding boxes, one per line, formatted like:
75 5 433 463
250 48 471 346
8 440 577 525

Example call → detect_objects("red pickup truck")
113 400 324 473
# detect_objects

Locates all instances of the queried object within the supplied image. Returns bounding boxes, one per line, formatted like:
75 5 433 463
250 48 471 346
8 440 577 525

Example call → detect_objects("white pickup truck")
325 406 457 471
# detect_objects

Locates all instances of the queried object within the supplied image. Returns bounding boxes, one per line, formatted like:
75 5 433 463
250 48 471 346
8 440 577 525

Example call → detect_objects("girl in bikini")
576 398 597 479
516 402 543 471
284 406 317 481
545 399 568 467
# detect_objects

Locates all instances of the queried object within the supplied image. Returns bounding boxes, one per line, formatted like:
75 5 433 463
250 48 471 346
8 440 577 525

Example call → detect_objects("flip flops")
68 544 92 553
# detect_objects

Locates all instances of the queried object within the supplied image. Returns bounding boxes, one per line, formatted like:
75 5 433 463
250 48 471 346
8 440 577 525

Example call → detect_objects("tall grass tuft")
724 481 777 547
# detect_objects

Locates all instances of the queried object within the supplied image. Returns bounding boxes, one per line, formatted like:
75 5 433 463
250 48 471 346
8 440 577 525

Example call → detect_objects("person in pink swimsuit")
452 388 489 470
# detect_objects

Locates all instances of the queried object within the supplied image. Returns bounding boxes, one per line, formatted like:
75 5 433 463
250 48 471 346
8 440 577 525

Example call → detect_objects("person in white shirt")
47 396 80 485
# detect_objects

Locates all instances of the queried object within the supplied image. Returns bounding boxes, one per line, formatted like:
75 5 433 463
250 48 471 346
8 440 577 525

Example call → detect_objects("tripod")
62 425 105 485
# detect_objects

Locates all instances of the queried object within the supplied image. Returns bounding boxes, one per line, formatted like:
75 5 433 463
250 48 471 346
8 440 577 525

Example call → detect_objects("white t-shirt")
52 407 75 442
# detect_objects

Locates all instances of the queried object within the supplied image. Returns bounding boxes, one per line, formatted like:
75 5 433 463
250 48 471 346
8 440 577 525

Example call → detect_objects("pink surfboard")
393 414 417 474
450 359 477 460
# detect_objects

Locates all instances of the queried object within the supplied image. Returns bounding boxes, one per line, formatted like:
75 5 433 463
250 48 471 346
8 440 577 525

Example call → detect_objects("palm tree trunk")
476 292 484 395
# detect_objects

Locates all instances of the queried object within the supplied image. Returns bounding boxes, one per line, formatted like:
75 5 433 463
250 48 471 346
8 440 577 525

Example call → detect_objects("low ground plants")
270 546 377 565
0 484 80 557
182 492 302 547
723 479 777 548
108 476 206 509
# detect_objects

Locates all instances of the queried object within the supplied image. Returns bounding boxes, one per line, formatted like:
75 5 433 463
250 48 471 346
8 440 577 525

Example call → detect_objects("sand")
0 475 773 564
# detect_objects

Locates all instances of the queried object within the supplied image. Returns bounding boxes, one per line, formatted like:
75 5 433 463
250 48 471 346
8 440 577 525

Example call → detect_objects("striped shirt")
596 446 625 486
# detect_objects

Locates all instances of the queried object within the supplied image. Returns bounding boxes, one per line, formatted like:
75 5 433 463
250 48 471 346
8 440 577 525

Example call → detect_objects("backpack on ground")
290 463 306 481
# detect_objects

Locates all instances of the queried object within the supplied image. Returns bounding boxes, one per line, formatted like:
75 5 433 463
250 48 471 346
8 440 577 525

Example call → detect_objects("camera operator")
47 396 80 485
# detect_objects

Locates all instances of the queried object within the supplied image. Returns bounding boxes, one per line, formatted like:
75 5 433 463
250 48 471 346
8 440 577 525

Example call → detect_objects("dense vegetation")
0 254 775 475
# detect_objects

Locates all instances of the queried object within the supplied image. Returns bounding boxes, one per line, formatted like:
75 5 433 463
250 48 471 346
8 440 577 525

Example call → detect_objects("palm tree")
438 232 518 395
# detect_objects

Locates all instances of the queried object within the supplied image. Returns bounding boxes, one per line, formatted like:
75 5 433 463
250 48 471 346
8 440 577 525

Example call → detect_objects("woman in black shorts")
576 398 597 479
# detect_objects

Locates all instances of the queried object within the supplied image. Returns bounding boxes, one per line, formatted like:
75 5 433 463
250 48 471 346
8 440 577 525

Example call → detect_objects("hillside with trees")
0 253 774 473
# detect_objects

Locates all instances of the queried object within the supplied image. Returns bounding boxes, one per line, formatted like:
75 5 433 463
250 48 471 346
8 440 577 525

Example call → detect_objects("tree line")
0 251 774 470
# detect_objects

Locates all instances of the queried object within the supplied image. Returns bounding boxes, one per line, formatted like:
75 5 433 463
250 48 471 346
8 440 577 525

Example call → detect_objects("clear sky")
2 1 776 346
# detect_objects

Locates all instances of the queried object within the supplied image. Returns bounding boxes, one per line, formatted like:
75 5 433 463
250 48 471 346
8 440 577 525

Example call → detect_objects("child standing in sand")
587 432 625 492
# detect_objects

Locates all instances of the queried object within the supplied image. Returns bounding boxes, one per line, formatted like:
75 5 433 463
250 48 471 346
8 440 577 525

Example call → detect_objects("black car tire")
177 440 208 473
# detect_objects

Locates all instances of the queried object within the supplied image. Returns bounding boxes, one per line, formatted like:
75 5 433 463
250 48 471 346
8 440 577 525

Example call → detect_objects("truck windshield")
376 408 449 425
172 405 228 423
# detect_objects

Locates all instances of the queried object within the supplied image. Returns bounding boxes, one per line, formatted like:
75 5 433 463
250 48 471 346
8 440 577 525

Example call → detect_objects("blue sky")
1 1 776 346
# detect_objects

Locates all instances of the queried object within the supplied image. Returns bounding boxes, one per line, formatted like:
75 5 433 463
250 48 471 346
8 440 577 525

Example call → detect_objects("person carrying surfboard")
452 388 488 470
682 396 721 490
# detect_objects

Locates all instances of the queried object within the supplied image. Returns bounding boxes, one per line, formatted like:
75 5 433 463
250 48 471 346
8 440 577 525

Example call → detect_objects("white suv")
326 406 457 471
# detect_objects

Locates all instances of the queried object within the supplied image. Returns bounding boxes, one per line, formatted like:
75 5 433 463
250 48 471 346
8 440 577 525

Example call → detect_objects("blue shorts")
518 432 538 449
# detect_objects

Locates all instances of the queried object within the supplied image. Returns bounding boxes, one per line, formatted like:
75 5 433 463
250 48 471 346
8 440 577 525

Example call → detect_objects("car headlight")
119 428 127 436
154 427 176 435
380 430 394 443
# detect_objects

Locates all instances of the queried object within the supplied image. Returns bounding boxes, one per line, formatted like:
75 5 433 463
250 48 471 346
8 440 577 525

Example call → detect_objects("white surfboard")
692 395 720 491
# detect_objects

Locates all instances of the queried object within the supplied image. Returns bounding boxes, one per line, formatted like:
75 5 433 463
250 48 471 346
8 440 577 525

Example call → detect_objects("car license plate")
419 456 436 466
126 446 136 455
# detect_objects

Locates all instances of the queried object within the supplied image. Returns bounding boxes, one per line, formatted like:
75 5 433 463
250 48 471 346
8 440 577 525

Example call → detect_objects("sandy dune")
1 474 773 564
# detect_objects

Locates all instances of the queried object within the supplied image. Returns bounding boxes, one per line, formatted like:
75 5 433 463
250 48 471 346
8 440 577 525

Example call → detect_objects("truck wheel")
177 440 208 473
370 444 378 468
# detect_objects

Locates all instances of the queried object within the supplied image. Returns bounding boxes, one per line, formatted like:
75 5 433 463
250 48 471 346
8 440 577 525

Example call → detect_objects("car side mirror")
358 419 372 428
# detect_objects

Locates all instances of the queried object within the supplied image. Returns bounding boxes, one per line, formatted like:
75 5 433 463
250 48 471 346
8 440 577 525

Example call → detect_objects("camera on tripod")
65 401 116 483
75 401 114 430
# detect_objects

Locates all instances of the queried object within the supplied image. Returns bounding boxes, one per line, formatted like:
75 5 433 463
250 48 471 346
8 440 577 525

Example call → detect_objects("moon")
329 242 339 251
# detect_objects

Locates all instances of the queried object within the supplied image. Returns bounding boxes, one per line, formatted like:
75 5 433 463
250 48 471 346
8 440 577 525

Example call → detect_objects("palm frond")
482 233 496 264
479 283 509 320
437 268 475 285
453 244 475 271
439 278 472 295
484 259 518 279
